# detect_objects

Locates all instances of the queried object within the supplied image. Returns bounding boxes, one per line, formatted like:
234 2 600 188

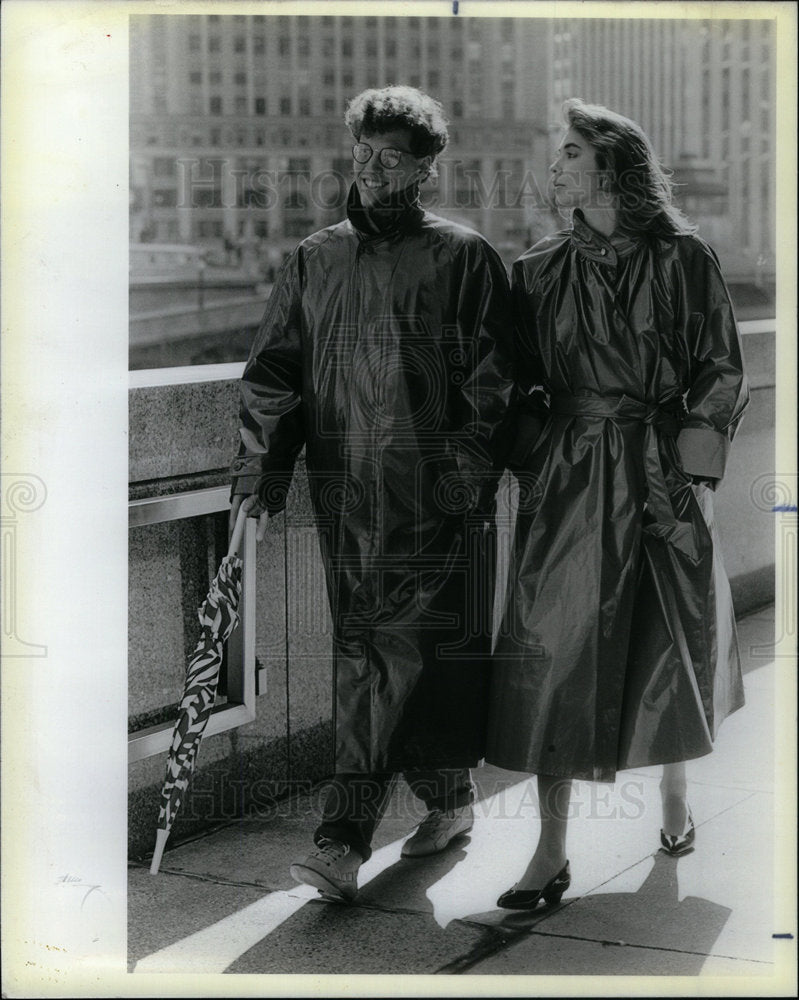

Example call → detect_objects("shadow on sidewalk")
452 851 733 976
223 842 475 974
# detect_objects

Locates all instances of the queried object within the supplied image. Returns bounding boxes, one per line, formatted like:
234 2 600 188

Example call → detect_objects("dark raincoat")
487 211 750 782
232 186 514 772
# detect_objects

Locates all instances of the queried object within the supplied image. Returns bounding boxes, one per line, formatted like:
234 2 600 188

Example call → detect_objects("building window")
197 220 224 239
366 39 377 57
208 36 220 54
284 218 314 238
152 189 177 208
324 98 336 113
188 35 200 52
234 36 246 53
280 97 291 115
210 128 221 145
342 71 353 87
299 97 311 116
234 71 247 86
451 46 463 60
323 37 334 57
323 70 335 86
210 70 222 84
190 71 202 85
279 36 290 56
210 96 222 115
429 70 440 88
194 188 222 210
254 36 265 54
452 100 463 118
342 39 353 57
153 157 175 177
298 37 310 58
255 97 266 115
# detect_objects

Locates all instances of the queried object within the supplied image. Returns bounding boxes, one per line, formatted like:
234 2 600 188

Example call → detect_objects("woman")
487 99 749 909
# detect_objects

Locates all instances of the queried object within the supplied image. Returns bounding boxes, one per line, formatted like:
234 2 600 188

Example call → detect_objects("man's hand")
230 493 269 543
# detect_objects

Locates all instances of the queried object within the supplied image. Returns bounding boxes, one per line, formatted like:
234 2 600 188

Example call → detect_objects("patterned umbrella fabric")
150 509 247 874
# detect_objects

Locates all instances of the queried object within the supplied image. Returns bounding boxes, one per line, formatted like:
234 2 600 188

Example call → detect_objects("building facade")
546 17 776 279
130 13 554 262
130 13 776 281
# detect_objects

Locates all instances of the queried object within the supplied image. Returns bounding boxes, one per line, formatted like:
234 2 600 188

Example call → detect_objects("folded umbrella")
149 506 249 874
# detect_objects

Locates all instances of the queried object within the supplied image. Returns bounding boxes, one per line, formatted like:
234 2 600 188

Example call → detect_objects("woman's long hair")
563 98 697 237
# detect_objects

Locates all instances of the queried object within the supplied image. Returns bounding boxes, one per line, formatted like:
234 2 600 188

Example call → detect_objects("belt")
550 393 696 559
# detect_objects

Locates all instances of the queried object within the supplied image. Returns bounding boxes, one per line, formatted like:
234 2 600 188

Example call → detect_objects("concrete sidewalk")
128 605 795 989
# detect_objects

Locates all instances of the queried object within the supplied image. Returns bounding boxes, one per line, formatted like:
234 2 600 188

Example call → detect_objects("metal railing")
127 485 257 763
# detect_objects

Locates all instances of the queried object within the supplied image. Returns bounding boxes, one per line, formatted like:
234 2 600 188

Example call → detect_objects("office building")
546 17 776 277
130 13 554 259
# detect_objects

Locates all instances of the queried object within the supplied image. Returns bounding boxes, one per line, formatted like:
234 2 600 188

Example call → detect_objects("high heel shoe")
496 861 571 910
659 809 695 856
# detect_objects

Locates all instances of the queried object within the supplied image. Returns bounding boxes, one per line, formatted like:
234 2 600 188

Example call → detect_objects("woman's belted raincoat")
487 212 750 782
232 187 514 772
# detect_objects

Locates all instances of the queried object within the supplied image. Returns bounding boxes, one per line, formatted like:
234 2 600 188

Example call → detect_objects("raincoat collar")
571 209 641 265
347 182 424 242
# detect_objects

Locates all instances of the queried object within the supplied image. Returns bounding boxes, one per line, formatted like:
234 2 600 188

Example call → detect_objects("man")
230 86 513 902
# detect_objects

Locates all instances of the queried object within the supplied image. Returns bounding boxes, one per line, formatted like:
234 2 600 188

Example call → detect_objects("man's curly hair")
345 86 449 160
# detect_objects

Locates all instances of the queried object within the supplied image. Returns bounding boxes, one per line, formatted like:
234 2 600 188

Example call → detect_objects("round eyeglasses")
351 142 409 170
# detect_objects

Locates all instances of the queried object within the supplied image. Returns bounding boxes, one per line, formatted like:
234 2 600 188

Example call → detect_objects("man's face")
352 128 431 208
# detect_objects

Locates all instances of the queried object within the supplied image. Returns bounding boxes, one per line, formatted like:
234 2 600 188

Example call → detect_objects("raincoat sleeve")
675 239 750 484
506 257 550 473
453 239 516 511
230 248 305 514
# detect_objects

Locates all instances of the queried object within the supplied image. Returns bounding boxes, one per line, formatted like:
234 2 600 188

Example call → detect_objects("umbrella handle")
227 502 249 558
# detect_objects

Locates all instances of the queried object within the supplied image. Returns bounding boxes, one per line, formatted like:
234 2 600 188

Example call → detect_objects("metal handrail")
128 485 257 763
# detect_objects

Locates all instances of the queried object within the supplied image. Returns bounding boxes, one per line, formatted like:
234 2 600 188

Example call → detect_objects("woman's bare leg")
660 761 689 835
515 774 572 890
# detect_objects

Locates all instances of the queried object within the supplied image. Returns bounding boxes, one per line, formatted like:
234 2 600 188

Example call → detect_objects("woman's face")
352 128 431 208
549 127 604 210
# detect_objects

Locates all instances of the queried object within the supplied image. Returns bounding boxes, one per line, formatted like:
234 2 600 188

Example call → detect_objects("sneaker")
289 838 362 903
401 804 474 858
